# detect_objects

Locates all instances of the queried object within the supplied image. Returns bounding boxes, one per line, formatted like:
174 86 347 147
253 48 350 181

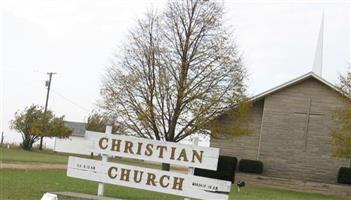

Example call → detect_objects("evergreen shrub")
238 159 263 174
194 155 237 183
337 167 351 184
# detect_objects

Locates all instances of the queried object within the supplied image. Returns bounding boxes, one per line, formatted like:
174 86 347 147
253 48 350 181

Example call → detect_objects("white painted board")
67 156 231 200
86 131 220 170
54 136 93 156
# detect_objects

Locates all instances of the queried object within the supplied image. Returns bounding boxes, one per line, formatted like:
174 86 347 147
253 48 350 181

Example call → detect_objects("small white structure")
41 193 57 200
54 121 92 155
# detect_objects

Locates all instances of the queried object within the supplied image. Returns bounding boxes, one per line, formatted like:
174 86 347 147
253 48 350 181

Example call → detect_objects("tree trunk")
162 163 171 171
161 136 175 171
21 136 34 151
39 136 44 150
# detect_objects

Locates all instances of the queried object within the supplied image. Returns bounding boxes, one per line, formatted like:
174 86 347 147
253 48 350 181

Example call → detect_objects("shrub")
238 159 263 174
337 167 351 184
194 155 237 183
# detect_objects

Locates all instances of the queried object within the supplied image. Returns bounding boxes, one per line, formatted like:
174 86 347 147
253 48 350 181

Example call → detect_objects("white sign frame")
65 130 232 200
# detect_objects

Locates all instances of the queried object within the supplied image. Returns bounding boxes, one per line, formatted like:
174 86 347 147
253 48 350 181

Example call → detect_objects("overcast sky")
1 0 350 144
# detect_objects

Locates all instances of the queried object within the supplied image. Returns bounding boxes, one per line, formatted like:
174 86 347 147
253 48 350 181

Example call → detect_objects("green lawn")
1 147 349 200
0 147 163 169
1 169 348 200
0 169 179 200
0 147 69 164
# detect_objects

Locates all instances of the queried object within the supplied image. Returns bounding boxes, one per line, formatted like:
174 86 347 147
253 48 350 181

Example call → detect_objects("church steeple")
312 12 324 77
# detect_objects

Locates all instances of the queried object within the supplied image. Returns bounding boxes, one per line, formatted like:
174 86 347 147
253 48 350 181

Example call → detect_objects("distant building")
54 121 92 155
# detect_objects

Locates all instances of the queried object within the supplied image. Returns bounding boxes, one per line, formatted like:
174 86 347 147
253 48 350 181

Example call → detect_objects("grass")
0 147 164 169
1 169 348 200
0 169 180 200
1 147 350 200
0 147 69 164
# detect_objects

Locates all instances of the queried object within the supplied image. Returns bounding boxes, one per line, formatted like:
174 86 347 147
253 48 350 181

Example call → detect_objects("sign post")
185 136 199 200
97 126 112 196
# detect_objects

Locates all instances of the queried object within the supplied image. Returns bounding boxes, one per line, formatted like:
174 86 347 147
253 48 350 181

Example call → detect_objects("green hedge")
238 159 263 174
194 155 237 183
337 167 351 184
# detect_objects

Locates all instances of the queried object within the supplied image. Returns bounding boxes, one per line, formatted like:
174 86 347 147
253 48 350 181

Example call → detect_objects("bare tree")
101 0 249 169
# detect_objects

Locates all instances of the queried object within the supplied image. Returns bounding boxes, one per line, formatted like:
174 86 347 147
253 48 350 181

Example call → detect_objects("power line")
3 79 91 112
51 89 91 112
2 66 47 75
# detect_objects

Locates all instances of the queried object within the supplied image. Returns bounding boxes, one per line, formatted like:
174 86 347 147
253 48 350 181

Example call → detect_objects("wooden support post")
97 125 112 196
184 136 199 200
1 131 4 147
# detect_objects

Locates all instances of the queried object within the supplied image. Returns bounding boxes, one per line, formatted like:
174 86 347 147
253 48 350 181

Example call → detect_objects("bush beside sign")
238 159 263 174
337 167 351 184
194 156 237 183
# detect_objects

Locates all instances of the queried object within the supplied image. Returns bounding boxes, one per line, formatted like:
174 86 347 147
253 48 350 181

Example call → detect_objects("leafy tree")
10 105 72 150
100 0 251 170
86 112 123 134
331 69 351 167
209 99 252 138
339 69 351 96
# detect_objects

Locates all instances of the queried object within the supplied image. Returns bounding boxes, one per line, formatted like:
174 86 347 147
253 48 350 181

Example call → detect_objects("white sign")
67 156 231 200
87 131 220 170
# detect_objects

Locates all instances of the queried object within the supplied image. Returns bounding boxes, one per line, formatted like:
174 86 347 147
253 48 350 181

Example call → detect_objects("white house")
54 121 93 155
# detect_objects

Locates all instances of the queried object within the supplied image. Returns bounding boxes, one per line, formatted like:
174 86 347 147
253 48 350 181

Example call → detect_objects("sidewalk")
1 163 66 170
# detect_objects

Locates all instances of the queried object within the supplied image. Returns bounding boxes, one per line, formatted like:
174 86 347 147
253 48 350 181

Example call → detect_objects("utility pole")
1 131 4 147
39 72 56 150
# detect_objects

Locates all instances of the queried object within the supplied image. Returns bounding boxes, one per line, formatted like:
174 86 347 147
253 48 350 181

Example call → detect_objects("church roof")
250 72 343 102
64 121 86 137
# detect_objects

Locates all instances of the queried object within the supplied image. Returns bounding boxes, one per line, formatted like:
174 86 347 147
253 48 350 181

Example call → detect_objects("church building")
210 15 350 183
211 72 349 183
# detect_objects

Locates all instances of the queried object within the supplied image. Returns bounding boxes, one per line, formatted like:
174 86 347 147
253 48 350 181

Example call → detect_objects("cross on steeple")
294 97 324 151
